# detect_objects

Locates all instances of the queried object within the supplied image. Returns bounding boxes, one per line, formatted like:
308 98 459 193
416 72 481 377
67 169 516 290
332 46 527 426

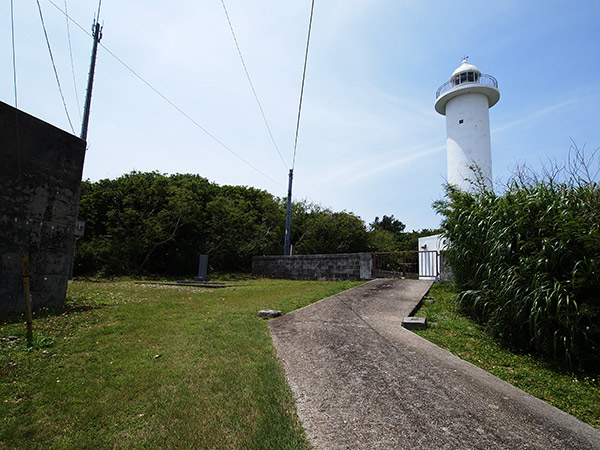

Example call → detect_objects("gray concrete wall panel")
252 253 374 281
0 101 85 312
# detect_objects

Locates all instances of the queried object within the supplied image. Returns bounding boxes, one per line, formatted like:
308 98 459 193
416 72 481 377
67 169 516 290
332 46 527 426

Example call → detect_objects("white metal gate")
373 251 439 280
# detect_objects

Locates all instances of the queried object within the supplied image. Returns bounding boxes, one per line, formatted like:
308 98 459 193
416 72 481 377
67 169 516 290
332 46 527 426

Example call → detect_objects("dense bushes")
75 172 287 275
436 152 600 370
75 172 428 277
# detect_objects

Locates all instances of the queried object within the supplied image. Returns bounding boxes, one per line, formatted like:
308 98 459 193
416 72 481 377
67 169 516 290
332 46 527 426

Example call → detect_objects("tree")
289 202 369 255
74 172 284 275
370 215 406 234
367 228 398 252
76 172 218 275
204 185 284 271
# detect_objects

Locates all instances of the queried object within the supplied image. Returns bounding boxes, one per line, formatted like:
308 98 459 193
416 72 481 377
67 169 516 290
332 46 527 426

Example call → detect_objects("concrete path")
269 279 600 450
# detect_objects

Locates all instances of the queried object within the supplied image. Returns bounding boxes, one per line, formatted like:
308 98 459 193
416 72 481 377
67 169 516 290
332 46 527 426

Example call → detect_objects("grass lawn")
415 283 600 429
1 278 361 449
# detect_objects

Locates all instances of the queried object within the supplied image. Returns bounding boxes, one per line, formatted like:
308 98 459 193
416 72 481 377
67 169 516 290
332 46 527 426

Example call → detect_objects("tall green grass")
435 148 600 370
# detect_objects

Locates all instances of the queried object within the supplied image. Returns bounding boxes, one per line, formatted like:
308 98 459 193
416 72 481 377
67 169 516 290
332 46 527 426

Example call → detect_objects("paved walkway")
269 279 600 449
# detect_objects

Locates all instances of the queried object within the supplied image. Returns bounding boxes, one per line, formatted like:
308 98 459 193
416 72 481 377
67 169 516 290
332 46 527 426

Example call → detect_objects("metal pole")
81 17 103 142
284 169 293 255
72 7 102 277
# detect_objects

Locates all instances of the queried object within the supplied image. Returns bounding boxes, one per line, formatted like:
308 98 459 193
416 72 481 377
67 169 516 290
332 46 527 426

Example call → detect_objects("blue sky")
2 0 599 231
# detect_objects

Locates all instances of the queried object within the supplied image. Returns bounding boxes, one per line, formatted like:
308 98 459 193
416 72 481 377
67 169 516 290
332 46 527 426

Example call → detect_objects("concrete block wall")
252 253 373 281
439 252 454 282
1 101 86 312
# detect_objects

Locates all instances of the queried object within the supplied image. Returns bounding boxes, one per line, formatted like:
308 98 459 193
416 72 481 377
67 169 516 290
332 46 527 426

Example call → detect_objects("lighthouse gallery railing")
436 74 498 99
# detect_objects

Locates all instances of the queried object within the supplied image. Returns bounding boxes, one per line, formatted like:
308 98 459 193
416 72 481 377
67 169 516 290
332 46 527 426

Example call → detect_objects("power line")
36 0 75 134
292 0 316 171
64 0 82 120
219 0 288 170
43 0 285 189
46 0 91 36
98 43 284 188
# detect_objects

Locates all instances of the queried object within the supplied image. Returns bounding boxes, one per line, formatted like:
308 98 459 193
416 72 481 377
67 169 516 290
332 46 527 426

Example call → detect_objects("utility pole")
283 169 293 255
284 0 315 256
81 4 103 142
71 3 102 278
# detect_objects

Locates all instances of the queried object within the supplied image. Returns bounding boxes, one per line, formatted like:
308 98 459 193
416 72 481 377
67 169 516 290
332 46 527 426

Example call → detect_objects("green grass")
0 278 361 449
415 283 600 429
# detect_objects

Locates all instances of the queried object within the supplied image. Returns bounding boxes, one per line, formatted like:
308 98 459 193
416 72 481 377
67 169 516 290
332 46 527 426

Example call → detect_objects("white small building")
434 59 500 191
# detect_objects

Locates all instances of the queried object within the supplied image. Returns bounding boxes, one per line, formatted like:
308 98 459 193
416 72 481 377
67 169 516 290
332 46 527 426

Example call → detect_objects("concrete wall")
252 253 373 281
0 101 86 312
439 252 454 283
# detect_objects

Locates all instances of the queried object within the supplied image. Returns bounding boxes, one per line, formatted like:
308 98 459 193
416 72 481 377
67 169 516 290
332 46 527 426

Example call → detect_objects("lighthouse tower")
434 59 500 191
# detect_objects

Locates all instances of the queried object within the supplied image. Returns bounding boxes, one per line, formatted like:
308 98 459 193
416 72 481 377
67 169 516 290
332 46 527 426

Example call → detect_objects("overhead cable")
64 0 82 120
43 0 284 189
219 0 288 170
98 43 284 188
36 0 75 134
292 0 316 171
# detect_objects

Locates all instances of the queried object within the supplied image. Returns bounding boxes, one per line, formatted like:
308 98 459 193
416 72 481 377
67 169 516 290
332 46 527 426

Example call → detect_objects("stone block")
258 309 282 318
402 316 427 330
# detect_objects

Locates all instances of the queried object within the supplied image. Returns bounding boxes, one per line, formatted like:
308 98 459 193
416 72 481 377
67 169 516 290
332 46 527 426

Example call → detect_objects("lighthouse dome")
450 59 482 80
449 59 483 86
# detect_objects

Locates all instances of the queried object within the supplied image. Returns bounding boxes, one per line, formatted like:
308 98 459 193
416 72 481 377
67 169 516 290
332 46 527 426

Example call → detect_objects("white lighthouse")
434 59 500 191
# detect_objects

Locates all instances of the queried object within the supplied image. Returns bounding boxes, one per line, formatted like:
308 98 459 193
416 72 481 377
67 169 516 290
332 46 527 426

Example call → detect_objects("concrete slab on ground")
269 278 600 450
